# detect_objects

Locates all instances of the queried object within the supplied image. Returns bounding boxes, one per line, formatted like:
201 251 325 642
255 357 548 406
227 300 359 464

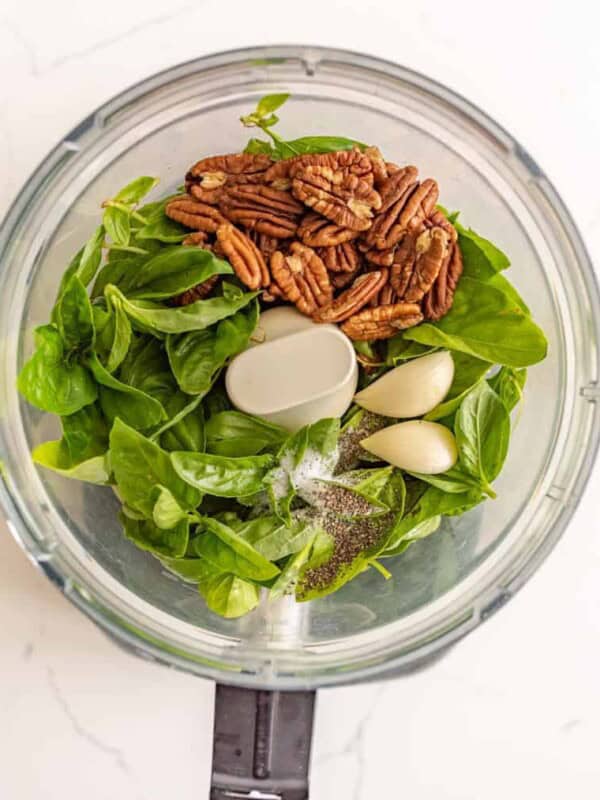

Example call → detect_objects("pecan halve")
369 283 398 307
391 225 451 302
165 196 228 233
366 175 439 250
297 212 360 247
172 275 220 306
316 241 361 273
264 149 372 190
332 270 361 290
270 242 332 316
314 269 389 324
364 146 389 186
364 246 396 268
219 185 304 238
292 166 382 232
341 302 424 341
182 231 210 247
216 224 270 290
246 229 279 260
423 240 463 321
185 153 272 203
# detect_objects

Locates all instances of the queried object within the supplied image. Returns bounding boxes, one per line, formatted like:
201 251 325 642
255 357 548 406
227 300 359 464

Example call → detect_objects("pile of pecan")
165 147 463 341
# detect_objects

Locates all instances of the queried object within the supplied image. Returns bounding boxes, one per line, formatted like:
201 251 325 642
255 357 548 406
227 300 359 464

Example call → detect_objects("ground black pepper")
335 410 388 473
301 511 393 591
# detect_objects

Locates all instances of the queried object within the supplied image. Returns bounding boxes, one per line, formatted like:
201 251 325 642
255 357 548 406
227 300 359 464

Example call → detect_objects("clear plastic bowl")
1 46 598 688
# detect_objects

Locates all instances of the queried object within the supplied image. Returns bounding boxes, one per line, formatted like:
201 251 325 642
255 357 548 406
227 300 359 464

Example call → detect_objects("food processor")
1 46 598 799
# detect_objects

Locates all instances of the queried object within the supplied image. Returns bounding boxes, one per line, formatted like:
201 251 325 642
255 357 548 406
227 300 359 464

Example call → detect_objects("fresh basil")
381 485 482 557
236 512 320 561
404 277 548 367
172 451 274 497
270 535 317 599
61 403 109 462
205 411 287 457
103 206 131 247
488 366 527 412
109 418 201 517
87 352 166 430
120 511 189 558
106 284 259 335
166 301 258 395
32 441 109 485
193 517 279 581
455 221 510 280
123 246 233 300
55 275 95 353
151 485 190 530
113 176 159 205
197 573 260 618
425 352 491 421
17 325 97 415
454 381 510 496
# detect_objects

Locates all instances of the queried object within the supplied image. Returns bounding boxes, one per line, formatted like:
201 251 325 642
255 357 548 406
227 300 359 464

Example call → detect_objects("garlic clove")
354 351 454 418
360 420 458 474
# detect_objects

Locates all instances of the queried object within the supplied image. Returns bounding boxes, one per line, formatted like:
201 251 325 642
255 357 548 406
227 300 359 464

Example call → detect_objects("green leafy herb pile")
17 95 547 618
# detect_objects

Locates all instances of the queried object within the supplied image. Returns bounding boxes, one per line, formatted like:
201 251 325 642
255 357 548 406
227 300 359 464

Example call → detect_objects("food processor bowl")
1 46 598 695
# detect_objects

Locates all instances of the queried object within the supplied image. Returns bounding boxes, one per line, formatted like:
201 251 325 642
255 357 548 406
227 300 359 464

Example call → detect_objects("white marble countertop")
1 1 600 797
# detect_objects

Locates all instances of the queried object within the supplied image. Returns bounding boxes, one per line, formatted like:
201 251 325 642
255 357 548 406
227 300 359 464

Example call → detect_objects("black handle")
210 684 316 800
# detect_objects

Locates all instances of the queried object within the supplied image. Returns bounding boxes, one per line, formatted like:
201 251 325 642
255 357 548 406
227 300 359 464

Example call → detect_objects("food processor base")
211 685 315 800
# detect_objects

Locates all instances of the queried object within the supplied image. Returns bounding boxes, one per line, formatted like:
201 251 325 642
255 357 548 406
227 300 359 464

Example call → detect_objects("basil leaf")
271 135 365 160
488 366 527 412
172 451 274 497
404 277 548 367
194 517 279 581
454 381 510 495
160 402 206 453
381 485 482 556
32 441 109 485
120 511 189 558
105 296 132 373
425 352 491 421
103 205 131 247
166 301 258 395
486 272 530 314
109 418 201 517
206 411 287 457
53 226 105 318
236 512 319 561
61 403 109 462
135 215 187 243
114 176 159 205
125 246 233 300
386 337 437 365
87 352 166 430
197 573 260 618
380 515 442 558
244 138 274 155
256 93 290 116
159 555 215 583
455 221 510 279
55 275 95 353
270 535 317 599
17 325 97 415
151 485 189 530
409 466 482 495
107 285 259 334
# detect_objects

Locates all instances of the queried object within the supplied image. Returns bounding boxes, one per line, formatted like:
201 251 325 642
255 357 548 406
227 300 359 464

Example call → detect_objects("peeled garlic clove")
361 420 458 474
354 351 454 418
